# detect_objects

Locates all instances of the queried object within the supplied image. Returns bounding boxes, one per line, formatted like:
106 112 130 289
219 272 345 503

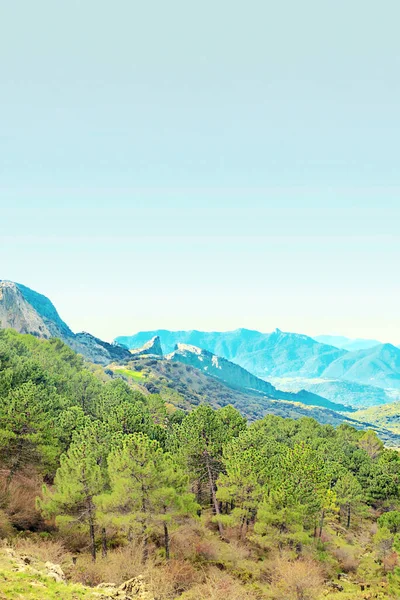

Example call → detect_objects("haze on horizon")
1 1 399 345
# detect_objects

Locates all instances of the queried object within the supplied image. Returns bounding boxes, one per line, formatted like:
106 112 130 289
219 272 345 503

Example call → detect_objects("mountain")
116 328 346 379
0 280 73 339
119 329 400 403
320 343 400 389
0 281 131 365
314 334 383 352
165 343 351 412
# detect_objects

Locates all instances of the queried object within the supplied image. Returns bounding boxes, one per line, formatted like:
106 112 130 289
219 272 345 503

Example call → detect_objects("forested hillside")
2 328 400 599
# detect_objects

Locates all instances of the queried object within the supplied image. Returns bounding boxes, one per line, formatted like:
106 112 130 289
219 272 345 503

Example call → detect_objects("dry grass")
145 559 203 599
68 545 145 586
69 544 203 599
331 546 360 573
268 557 324 600
12 537 68 565
0 509 14 538
179 567 258 600
1 472 44 531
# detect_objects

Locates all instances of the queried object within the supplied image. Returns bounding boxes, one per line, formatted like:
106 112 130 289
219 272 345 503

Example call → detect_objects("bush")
179 567 257 600
0 510 14 538
331 547 360 573
3 473 45 531
269 558 324 600
68 545 144 586
13 537 68 565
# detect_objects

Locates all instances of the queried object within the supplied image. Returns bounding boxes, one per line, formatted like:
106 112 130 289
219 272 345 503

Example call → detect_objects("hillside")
270 377 400 409
0 281 131 365
0 545 156 599
3 328 400 598
164 342 351 412
111 355 400 445
321 343 400 389
353 401 400 436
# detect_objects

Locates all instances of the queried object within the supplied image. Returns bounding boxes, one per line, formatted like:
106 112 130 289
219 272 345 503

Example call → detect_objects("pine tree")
38 435 105 561
255 442 330 549
173 405 228 537
334 472 363 528
216 428 270 539
0 380 61 488
96 432 197 560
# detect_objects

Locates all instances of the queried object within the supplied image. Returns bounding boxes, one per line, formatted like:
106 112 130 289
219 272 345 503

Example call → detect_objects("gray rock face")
0 281 69 338
70 332 132 365
130 336 163 357
0 281 131 365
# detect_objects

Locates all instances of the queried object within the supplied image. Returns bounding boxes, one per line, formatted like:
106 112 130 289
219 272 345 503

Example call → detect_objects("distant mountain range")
117 328 400 406
0 281 342 409
164 343 351 412
116 328 400 386
313 334 384 352
117 328 347 378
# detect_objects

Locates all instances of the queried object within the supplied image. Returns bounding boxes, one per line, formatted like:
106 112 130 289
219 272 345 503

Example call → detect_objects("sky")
1 1 399 344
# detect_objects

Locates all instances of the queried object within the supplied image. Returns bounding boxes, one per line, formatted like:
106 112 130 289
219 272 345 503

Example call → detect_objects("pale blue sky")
1 1 399 343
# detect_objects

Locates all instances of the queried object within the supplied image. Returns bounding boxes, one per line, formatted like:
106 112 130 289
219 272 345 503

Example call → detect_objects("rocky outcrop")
0 281 66 339
96 576 154 599
130 336 163 358
70 332 132 365
0 281 131 365
0 547 153 599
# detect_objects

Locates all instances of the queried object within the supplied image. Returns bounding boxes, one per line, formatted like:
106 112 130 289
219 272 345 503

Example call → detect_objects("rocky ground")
0 547 154 600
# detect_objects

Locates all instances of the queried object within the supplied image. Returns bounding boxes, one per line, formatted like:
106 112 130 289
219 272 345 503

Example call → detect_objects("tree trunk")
89 519 96 562
86 492 96 562
319 510 325 538
347 503 351 529
196 479 202 505
240 515 248 541
101 527 107 558
164 522 170 560
205 453 224 538
141 486 148 562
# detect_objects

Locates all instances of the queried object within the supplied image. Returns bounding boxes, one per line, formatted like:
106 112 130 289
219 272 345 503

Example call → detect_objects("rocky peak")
131 336 163 357
0 280 131 365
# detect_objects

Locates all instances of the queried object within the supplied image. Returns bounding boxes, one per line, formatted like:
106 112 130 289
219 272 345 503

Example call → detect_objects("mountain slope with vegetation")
353 401 400 436
164 343 351 412
3 328 400 598
269 377 400 409
111 354 400 445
